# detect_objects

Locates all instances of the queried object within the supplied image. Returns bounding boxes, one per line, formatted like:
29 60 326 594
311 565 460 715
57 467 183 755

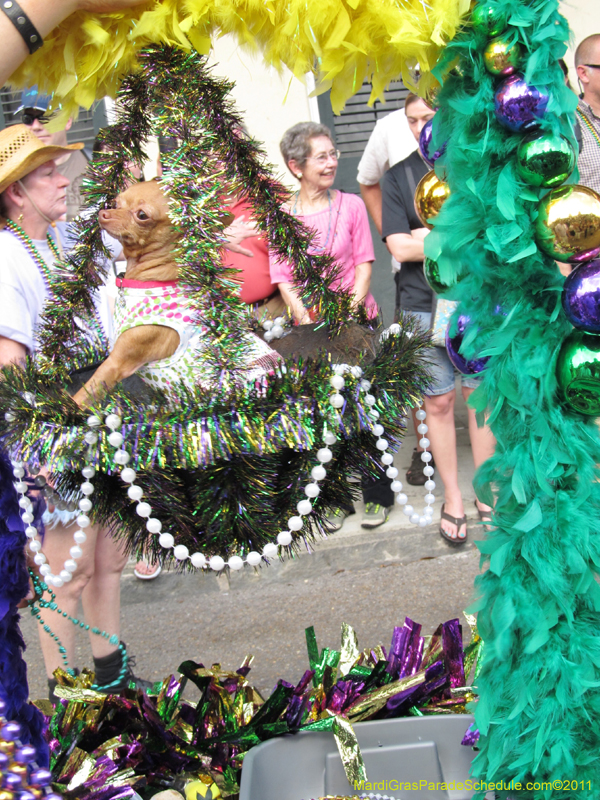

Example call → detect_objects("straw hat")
0 124 84 195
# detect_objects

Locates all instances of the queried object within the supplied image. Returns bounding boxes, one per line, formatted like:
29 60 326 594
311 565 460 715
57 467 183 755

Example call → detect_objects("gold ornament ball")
0 741 15 755
483 35 522 76
535 184 600 263
414 171 451 229
0 791 15 800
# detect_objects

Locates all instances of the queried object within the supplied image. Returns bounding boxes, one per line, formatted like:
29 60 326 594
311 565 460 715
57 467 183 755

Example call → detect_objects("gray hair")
280 122 334 171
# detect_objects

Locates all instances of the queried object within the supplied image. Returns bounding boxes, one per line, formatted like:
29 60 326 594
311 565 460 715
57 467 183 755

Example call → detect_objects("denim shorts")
403 310 481 396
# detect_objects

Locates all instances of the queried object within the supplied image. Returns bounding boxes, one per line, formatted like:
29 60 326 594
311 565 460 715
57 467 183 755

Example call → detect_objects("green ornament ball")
424 257 464 295
556 329 600 415
516 132 576 188
483 35 522 76
471 3 508 37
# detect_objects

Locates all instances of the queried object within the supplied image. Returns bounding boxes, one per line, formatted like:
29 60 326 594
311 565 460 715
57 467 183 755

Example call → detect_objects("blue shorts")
405 310 481 396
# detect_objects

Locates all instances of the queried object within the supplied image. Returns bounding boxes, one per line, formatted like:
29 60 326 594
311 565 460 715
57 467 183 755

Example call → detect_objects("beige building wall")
208 36 319 190
561 0 599 80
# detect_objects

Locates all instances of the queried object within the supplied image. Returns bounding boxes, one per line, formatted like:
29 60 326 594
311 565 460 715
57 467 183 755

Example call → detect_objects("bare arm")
0 0 147 86
0 336 26 367
352 261 372 309
278 282 311 325
359 183 383 236
384 230 429 263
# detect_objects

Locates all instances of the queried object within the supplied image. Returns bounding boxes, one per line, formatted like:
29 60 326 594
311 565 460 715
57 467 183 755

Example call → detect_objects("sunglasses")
21 110 50 126
584 64 600 70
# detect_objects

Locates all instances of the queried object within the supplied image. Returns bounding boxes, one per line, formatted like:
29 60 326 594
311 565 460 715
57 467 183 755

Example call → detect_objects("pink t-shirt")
269 191 377 318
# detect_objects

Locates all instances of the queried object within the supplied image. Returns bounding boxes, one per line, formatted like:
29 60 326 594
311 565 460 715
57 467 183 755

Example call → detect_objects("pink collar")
116 277 179 289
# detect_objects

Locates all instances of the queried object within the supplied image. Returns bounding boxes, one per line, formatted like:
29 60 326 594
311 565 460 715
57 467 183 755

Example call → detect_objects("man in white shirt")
357 107 416 236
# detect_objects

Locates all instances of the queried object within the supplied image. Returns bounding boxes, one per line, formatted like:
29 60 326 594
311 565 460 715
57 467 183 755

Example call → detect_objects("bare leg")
81 528 129 659
36 522 98 678
424 388 466 541
463 385 496 516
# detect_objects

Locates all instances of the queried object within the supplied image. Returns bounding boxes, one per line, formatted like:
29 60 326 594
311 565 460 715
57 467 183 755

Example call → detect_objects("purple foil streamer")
461 723 480 746
442 619 466 689
387 618 423 679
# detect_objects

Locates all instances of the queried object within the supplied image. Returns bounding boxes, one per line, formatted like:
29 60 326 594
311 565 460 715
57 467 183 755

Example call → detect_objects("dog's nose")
99 209 112 222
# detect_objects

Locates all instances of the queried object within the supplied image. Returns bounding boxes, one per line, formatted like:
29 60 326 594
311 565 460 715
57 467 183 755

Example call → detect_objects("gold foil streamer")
55 747 90 787
462 611 483 682
339 623 360 677
54 685 107 705
347 671 426 723
332 715 367 786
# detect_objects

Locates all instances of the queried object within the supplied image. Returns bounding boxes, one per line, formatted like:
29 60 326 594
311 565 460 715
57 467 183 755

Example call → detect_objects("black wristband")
1 0 43 55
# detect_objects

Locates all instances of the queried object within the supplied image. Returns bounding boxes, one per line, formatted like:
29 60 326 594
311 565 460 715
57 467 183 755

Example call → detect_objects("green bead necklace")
29 571 128 691
5 218 110 351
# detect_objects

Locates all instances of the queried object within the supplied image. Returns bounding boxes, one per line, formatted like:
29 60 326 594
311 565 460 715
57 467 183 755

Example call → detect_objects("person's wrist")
18 0 75 36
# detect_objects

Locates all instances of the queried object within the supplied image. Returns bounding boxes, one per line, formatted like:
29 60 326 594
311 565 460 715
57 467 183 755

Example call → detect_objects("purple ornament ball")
562 260 600 333
494 74 549 133
0 698 5 716
419 119 446 168
0 753 8 770
17 792 36 800
13 745 36 766
29 769 52 788
2 773 23 791
445 314 489 375
0 722 21 742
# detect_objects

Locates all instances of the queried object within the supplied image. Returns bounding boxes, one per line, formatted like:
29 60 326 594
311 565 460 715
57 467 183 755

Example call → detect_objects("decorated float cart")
2 0 600 797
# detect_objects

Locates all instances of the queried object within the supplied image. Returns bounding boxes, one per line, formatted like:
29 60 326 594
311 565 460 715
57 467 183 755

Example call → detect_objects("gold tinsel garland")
9 0 470 120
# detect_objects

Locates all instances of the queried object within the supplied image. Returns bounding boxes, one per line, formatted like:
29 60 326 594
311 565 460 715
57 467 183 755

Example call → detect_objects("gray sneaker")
361 503 391 529
325 508 350 531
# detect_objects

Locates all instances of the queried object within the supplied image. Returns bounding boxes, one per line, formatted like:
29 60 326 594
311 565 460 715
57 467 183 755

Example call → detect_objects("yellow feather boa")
9 0 469 119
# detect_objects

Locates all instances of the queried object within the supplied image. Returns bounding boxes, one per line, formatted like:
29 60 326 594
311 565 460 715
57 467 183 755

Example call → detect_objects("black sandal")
439 503 467 545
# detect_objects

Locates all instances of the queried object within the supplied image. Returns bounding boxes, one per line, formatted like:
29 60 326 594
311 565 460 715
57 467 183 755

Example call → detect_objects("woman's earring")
297 173 302 179
18 213 23 222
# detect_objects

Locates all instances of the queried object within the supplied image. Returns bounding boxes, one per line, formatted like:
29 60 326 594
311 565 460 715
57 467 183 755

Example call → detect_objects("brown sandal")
439 503 467 545
475 501 493 525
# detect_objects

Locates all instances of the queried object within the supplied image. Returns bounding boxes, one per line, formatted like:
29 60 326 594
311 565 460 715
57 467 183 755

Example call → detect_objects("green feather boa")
429 0 600 795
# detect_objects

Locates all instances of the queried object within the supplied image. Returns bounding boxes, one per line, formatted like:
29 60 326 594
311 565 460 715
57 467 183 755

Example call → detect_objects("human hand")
223 215 259 257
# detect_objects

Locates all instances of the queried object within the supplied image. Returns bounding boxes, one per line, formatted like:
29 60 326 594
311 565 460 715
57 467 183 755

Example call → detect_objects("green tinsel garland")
0 323 430 562
428 0 600 796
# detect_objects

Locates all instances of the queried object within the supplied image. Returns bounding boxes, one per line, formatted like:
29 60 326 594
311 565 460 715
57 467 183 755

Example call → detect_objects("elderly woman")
0 125 149 700
270 122 393 530
270 122 378 324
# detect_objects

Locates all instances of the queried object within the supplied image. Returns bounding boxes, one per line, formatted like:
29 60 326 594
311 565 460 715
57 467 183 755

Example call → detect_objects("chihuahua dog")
72 180 279 407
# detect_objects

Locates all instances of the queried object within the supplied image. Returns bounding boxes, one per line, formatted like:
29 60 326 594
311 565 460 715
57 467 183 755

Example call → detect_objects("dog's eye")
136 210 149 220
